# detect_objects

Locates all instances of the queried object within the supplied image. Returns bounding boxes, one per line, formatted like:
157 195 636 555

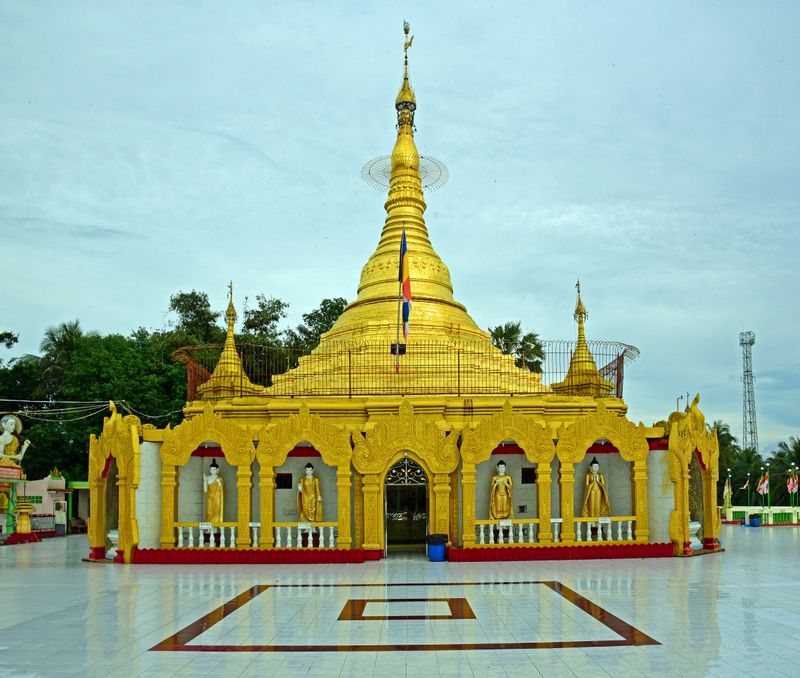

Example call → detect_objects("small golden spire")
225 280 236 335
574 279 587 324
194 282 263 399
396 21 416 114
552 282 614 397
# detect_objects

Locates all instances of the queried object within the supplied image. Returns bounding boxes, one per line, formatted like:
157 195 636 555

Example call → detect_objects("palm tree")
712 420 740 504
489 322 544 373
37 320 96 398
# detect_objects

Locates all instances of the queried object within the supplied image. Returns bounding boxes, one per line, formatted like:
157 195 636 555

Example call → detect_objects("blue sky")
1 2 798 453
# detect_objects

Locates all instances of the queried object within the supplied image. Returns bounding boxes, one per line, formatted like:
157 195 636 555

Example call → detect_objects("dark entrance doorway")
384 456 428 554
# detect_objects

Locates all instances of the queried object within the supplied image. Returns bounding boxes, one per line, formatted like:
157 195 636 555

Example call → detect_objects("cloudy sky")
1 2 797 453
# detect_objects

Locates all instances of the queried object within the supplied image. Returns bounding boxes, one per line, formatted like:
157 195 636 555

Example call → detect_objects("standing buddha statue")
489 459 513 520
581 456 612 518
297 463 323 522
203 459 224 523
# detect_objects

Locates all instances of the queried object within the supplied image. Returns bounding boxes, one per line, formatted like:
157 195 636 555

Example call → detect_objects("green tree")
0 326 18 350
21 331 186 481
241 294 289 344
284 297 348 353
168 291 223 343
38 319 96 398
489 321 544 372
713 420 740 503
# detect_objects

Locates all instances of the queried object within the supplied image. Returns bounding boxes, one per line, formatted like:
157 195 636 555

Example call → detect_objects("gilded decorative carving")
254 403 351 468
555 400 649 464
667 394 720 554
161 402 255 467
352 399 458 475
460 400 555 465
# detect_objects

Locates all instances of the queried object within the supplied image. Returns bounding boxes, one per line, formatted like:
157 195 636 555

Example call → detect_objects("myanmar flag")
399 227 411 338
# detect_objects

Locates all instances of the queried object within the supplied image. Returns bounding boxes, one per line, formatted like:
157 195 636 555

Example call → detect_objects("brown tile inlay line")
151 580 659 652
338 597 476 621
151 585 270 651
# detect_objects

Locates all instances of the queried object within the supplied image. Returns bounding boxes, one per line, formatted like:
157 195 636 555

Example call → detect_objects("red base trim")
89 546 106 560
447 542 673 562
132 548 371 565
362 550 384 561
3 532 42 545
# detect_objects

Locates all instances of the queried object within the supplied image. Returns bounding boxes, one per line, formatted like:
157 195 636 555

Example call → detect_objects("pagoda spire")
195 282 263 399
552 281 615 397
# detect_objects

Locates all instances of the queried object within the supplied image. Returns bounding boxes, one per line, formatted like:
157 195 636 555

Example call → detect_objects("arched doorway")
384 456 428 554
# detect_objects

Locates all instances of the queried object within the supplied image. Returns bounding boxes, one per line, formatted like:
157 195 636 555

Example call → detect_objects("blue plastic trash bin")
427 534 447 562
749 515 761 527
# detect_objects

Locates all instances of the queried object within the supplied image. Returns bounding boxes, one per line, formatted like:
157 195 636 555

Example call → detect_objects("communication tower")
739 331 758 451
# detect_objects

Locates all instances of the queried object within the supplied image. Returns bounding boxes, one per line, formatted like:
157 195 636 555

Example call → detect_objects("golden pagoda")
86 24 722 565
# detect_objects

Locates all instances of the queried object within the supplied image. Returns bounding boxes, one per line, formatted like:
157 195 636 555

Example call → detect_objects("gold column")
559 461 575 543
536 463 552 543
449 471 459 545
236 465 252 548
336 466 352 550
362 473 381 550
432 474 450 537
632 459 649 542
354 473 364 549
88 477 106 557
160 464 177 549
259 465 274 548
702 467 720 549
116 466 129 560
461 463 476 547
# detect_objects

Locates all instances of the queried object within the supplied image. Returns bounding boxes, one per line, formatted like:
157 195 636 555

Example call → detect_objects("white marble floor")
1 525 800 677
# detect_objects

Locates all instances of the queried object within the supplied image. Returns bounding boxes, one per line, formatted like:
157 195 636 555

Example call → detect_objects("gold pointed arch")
352 399 459 475
255 403 351 468
460 401 556 465
555 400 649 463
160 402 255 467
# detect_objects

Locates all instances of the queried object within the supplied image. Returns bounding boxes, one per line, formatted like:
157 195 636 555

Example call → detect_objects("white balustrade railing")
471 516 637 546
475 519 539 545
175 522 237 548
574 516 634 542
273 522 337 549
